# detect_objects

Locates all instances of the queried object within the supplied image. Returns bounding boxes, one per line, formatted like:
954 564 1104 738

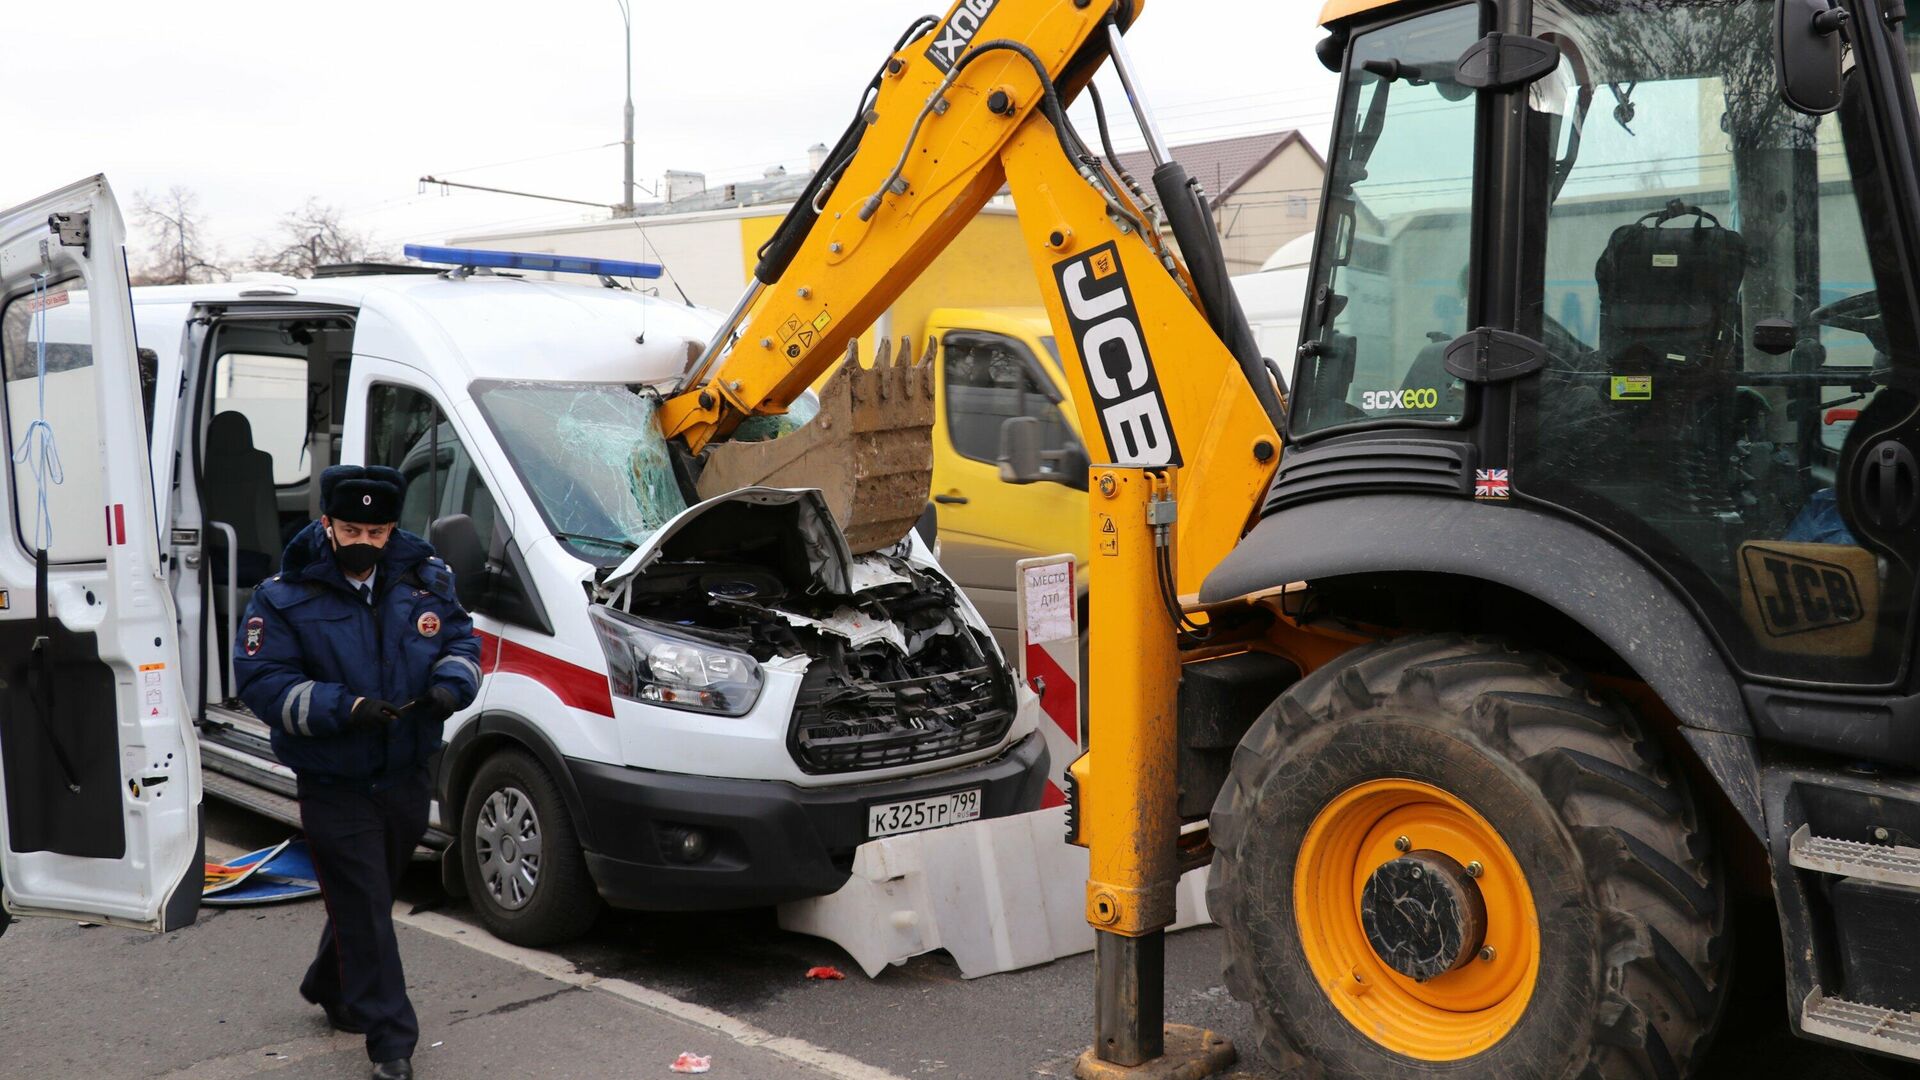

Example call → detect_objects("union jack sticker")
1475 468 1511 499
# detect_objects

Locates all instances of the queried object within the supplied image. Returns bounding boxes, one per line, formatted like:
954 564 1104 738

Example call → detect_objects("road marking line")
395 906 911 1080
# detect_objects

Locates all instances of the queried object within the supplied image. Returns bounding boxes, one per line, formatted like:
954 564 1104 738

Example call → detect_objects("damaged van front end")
593 489 1020 775
469 377 1045 913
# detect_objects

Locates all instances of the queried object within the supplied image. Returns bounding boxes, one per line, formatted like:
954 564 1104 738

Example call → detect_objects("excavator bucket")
694 336 935 554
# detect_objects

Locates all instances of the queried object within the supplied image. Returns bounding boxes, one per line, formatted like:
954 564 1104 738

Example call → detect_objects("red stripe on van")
476 629 613 717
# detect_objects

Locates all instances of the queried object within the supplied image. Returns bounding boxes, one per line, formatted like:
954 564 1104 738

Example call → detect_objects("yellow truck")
924 306 1090 654
924 270 1303 654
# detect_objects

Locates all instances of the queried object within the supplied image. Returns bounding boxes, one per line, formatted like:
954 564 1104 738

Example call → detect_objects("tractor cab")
1293 0 1920 694
1192 0 1920 1070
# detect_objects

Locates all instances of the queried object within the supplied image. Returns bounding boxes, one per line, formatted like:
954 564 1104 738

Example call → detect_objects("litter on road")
669 1051 712 1074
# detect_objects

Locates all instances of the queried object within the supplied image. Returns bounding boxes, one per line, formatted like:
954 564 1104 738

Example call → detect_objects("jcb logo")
1361 387 1440 411
925 0 1001 73
1053 241 1181 466
1741 546 1864 637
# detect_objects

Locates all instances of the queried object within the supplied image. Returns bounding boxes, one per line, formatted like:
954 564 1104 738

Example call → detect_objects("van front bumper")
568 730 1049 912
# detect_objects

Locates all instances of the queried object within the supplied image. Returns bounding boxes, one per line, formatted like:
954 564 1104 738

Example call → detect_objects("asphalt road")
2 799 1912 1080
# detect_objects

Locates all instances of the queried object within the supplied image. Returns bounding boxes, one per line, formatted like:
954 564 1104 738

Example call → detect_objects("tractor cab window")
1291 4 1480 436
1520 0 1919 685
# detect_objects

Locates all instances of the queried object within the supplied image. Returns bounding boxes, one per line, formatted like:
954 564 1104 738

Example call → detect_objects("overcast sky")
6 1 1337 263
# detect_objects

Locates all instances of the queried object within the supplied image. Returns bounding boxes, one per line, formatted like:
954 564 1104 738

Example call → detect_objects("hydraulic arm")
660 2 1283 1073
659 0 1280 593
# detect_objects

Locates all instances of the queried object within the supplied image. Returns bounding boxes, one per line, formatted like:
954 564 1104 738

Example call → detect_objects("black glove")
349 697 403 730
410 685 460 725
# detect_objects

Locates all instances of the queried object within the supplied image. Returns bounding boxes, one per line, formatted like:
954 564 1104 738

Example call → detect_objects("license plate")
867 789 983 838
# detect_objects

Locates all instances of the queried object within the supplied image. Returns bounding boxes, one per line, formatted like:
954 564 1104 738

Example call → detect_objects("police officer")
235 465 481 1080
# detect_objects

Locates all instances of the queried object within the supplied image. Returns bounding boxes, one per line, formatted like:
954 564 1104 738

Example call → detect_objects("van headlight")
588 606 763 716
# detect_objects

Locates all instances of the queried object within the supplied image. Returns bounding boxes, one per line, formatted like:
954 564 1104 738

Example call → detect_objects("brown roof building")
1109 130 1326 274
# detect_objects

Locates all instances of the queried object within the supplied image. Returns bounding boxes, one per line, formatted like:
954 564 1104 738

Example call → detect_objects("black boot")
370 1059 412 1080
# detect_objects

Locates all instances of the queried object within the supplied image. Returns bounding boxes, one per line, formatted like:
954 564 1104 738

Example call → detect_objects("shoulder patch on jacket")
415 559 457 601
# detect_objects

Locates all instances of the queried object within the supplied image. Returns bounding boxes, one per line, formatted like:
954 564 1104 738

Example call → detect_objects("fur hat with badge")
320 464 404 524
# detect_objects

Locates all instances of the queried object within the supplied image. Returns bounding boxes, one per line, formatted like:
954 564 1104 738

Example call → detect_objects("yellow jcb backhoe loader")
659 0 1920 1076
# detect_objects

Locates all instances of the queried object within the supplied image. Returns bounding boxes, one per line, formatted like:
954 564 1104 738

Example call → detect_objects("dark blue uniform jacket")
234 522 482 788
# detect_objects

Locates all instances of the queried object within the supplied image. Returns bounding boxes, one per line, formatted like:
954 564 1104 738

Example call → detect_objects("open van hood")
596 487 853 601
588 487 1015 776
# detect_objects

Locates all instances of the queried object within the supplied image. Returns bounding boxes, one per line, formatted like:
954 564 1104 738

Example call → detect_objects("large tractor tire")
1208 634 1726 1079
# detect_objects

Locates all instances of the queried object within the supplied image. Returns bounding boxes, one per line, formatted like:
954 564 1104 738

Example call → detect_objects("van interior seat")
205 410 282 587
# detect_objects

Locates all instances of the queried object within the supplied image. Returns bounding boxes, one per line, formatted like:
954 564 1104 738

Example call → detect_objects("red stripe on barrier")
113 504 126 546
476 629 613 717
1042 781 1066 809
1024 641 1079 744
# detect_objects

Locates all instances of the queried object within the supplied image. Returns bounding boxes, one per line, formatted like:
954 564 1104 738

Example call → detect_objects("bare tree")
248 199 390 277
130 187 228 285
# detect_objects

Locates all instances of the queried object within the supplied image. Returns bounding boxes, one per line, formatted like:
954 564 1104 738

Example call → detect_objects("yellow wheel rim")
1293 778 1541 1061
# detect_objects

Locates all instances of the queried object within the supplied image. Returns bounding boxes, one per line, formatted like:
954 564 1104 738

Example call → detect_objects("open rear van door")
0 176 200 933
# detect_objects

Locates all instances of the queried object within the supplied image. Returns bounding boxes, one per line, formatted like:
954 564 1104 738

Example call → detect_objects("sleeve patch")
244 616 266 656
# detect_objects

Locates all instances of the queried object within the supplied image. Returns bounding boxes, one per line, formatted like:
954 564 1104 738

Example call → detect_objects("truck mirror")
1057 442 1091 491
1776 0 1847 116
997 416 1046 485
429 513 487 609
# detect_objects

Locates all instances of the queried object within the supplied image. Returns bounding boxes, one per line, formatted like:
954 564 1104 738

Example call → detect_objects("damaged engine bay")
593 490 1016 775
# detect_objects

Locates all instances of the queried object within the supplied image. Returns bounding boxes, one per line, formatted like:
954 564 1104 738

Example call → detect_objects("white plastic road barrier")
777 553 1211 978
776 805 1212 979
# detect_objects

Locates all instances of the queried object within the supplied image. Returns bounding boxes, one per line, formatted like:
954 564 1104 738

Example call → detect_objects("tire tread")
1207 634 1727 1080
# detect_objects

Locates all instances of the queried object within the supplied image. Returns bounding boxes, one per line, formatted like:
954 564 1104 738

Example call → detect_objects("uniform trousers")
296 768 430 1063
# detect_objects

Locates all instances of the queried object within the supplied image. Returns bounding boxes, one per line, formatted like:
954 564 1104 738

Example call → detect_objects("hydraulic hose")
1152 161 1287 417
752 15 941 285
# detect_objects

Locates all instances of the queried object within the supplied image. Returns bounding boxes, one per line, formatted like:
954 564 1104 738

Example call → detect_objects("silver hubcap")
475 786 542 911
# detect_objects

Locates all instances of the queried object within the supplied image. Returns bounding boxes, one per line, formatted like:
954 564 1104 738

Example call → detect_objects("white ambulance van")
0 177 1045 947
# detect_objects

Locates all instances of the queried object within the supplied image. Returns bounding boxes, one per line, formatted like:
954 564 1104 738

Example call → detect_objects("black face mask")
330 531 383 576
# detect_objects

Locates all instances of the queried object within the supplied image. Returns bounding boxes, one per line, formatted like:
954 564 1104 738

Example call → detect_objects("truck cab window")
366 384 497 543
942 331 1079 479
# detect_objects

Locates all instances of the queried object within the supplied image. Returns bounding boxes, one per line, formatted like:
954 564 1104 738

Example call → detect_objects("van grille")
789 658 1015 774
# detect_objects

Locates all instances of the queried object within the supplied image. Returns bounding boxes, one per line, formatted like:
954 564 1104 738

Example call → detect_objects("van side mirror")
998 416 1047 484
430 514 487 609
1776 0 1848 116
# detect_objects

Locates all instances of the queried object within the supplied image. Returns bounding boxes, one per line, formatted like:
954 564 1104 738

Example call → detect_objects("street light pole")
616 0 635 217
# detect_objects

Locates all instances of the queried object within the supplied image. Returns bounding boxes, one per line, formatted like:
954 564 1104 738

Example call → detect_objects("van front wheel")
460 749 600 946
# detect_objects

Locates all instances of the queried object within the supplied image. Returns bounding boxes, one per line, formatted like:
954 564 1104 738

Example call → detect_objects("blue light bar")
403 244 663 279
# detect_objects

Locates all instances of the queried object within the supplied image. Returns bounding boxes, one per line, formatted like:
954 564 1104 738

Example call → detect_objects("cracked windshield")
473 381 688 560
474 380 820 561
